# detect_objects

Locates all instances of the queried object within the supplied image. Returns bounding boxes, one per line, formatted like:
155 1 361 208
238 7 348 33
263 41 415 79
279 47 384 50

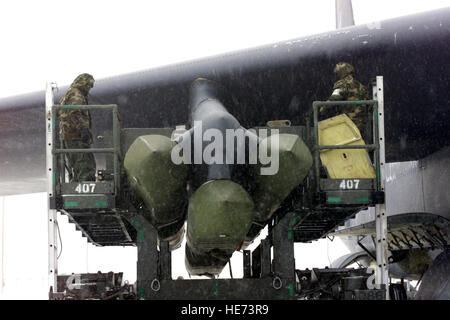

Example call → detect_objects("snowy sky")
0 0 449 98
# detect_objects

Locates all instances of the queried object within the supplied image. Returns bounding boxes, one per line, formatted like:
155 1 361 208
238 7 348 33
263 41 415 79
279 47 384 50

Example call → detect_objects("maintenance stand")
46 77 388 300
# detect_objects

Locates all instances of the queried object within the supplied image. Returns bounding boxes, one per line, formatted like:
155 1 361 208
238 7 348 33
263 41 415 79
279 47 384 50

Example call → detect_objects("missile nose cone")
185 180 254 276
124 134 188 249
252 134 313 222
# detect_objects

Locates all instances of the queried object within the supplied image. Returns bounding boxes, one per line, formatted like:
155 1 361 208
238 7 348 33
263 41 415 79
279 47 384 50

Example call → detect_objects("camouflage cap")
71 73 95 91
334 62 355 80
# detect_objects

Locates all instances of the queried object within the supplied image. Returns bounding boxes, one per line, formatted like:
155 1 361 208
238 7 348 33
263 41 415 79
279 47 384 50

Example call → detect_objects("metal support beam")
373 76 389 299
159 241 171 280
243 250 251 278
128 215 158 300
260 239 271 278
272 212 297 299
250 238 270 279
46 82 58 294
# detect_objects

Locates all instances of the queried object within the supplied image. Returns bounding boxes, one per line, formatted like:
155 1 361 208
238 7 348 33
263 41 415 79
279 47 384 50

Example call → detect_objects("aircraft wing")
0 8 449 195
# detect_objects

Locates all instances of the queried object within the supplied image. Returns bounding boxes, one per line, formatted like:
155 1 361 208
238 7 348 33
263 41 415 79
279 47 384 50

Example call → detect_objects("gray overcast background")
0 0 449 97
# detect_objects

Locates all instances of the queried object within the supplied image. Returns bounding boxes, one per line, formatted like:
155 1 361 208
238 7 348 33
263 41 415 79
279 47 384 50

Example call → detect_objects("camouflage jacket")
324 75 369 132
329 74 368 101
58 87 92 142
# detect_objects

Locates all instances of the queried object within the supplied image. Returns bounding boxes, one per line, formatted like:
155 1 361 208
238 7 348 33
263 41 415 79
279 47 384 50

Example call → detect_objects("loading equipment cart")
46 77 388 300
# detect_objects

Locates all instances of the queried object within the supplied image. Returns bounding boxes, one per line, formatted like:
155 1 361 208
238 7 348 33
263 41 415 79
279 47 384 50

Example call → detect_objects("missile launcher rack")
46 77 389 299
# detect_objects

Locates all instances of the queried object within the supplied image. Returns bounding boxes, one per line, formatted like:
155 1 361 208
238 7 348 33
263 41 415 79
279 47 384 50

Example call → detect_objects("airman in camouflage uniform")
321 62 369 136
59 73 96 181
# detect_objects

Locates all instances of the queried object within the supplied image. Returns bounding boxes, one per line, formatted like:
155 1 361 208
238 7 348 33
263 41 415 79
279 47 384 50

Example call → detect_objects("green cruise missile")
251 133 313 222
124 134 187 249
123 79 313 276
185 180 254 276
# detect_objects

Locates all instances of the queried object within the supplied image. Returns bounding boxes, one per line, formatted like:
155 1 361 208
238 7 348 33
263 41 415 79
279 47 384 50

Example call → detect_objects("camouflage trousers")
345 105 367 137
63 139 96 182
